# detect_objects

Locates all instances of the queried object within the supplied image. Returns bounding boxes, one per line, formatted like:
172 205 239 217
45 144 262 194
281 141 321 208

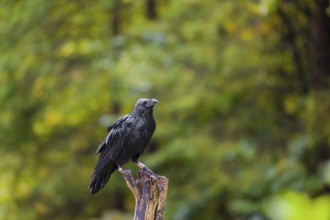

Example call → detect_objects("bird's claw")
136 161 154 174
118 166 132 175
142 166 154 174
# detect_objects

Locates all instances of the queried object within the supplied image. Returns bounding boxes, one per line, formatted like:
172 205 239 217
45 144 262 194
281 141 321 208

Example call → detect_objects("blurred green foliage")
0 0 330 219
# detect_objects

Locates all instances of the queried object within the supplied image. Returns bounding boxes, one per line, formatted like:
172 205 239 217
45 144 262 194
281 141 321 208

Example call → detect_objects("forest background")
1 0 330 219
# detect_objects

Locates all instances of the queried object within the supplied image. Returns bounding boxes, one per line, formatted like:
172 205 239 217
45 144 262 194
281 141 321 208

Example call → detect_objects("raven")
88 98 158 194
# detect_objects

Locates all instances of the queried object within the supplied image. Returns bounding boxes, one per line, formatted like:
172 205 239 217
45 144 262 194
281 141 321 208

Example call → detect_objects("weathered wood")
121 169 169 220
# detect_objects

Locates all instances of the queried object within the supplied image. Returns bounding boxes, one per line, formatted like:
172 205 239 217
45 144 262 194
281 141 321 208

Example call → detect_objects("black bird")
88 98 158 194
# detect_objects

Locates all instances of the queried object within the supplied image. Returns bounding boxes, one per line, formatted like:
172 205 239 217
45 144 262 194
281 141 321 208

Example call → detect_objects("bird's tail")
88 162 118 194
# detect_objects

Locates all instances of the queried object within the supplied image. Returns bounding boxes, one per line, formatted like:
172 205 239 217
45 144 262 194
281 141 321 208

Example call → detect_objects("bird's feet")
136 161 154 174
118 166 132 175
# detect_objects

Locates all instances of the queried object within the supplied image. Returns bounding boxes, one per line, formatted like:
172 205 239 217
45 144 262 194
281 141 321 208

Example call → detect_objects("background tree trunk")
312 0 330 89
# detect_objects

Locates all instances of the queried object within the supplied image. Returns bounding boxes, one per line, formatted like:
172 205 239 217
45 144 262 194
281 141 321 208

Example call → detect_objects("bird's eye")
143 101 147 106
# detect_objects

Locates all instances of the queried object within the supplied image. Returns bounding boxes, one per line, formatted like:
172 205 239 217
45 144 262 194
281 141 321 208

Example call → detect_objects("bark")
121 169 169 220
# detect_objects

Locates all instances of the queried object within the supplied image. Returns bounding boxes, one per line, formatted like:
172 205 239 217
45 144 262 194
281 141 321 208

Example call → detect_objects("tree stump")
120 169 169 220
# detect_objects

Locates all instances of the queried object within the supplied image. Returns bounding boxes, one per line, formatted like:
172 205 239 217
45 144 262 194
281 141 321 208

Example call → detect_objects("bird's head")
133 98 158 114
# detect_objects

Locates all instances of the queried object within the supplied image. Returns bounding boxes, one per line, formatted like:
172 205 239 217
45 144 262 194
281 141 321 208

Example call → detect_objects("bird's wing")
106 116 128 132
89 115 135 194
96 114 135 165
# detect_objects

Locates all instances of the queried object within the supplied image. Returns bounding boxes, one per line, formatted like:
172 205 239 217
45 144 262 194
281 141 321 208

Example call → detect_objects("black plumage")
88 98 158 194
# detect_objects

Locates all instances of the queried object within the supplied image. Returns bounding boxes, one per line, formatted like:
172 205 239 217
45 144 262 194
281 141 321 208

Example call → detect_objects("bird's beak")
146 99 158 108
